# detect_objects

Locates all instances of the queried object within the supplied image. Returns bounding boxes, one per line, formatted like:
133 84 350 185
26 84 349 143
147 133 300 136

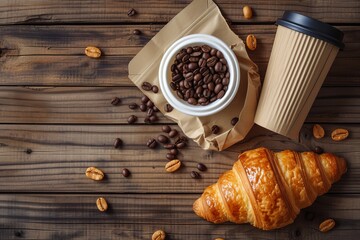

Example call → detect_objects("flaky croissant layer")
193 147 347 230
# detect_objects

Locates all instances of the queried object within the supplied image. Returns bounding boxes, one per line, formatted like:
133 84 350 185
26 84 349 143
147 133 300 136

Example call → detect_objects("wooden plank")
0 193 358 239
0 86 358 124
0 124 358 193
0 25 358 86
0 0 359 25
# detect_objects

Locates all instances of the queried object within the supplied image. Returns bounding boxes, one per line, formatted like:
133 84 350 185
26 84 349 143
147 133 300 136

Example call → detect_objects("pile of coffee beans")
170 45 230 106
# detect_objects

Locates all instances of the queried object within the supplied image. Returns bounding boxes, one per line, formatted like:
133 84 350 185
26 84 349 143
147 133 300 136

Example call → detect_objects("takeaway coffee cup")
254 11 344 139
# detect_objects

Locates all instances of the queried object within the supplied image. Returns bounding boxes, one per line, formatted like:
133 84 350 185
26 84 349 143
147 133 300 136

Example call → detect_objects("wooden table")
0 1 359 239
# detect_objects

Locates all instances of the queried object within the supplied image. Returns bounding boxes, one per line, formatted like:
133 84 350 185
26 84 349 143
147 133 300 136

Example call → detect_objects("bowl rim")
159 34 240 117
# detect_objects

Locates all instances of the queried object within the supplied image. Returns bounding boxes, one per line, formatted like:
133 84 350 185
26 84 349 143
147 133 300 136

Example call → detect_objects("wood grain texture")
0 193 358 240
0 25 358 86
0 0 359 24
0 86 358 124
0 124 357 193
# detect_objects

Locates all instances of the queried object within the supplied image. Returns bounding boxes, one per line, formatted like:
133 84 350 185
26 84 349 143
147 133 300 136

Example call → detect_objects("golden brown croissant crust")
193 147 347 230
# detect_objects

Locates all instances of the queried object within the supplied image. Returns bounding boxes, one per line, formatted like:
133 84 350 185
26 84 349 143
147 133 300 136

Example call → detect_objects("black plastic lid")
276 11 344 49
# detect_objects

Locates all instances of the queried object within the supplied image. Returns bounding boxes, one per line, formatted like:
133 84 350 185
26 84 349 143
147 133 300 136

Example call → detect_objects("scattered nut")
331 128 349 141
246 34 257 51
313 124 325 139
96 197 108 212
85 46 101 58
165 159 181 173
152 229 166 240
243 6 253 19
319 218 335 233
85 167 104 181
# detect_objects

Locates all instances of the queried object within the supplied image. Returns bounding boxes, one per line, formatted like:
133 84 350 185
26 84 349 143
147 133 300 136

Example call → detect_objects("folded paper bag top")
254 11 344 140
128 0 261 151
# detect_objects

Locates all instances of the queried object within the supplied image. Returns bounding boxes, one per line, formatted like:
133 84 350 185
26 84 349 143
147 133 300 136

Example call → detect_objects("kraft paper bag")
128 0 261 151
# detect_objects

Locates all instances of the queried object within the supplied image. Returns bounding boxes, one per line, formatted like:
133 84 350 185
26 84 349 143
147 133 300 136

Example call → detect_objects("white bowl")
159 34 240 117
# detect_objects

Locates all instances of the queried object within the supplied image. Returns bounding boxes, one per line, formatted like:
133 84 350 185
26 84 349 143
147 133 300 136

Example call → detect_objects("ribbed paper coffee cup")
254 11 344 139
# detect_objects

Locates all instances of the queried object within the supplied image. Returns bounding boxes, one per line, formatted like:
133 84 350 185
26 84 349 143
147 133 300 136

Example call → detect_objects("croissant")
193 147 347 230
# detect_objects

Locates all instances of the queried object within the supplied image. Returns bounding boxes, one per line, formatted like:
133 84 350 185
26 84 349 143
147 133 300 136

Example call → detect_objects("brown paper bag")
128 0 261 151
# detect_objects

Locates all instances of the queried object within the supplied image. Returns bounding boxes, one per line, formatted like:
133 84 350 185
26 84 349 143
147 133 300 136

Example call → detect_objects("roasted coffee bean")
176 141 186 149
141 95 149 103
113 138 123 148
188 97 198 105
314 146 324 154
111 97 121 106
127 115 137 124
153 106 159 112
147 138 157 148
164 103 173 113
163 144 175 149
127 8 137 17
139 104 147 112
147 108 154 117
133 29 141 35
85 167 104 181
212 125 220 134
198 58 206 67
141 81 152 91
217 90 225 99
201 45 211 53
170 148 178 155
151 85 159 93
128 102 138 110
146 100 154 108
169 129 178 138
144 116 151 124
216 50 223 58
222 77 229 85
162 125 171 133
202 52 211 60
149 115 158 122
191 51 202 57
166 153 176 160
157 135 169 144
207 56 217 67
186 47 193 54
197 163 207 172
214 83 223 94
122 168 131 177
231 117 239 126
214 61 223 72
190 171 201 179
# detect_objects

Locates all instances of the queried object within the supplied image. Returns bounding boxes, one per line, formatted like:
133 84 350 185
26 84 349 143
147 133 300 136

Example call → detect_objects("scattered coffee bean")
85 167 104 181
122 168 131 177
127 8 137 17
147 138 157 148
190 171 201 179
14 230 23 237
127 115 137 124
85 46 101 58
319 218 335 233
170 148 178 155
197 163 207 172
246 34 257 51
166 153 176 160
149 115 158 122
133 29 141 35
164 103 173 112
231 117 239 126
151 85 159 93
147 108 154 117
144 116 151 124
313 124 325 139
314 146 324 154
163 144 175 149
111 97 121 106
243 5 253 19
146 100 154 108
26 148 32 154
165 159 181 173
128 102 138 110
140 104 147 112
152 230 166 240
168 129 178 138
162 125 171 133
141 81 152 91
331 128 349 141
211 125 220 134
157 135 169 144
96 197 108 212
113 138 123 149
141 95 149 103
176 141 186 149
153 106 159 112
